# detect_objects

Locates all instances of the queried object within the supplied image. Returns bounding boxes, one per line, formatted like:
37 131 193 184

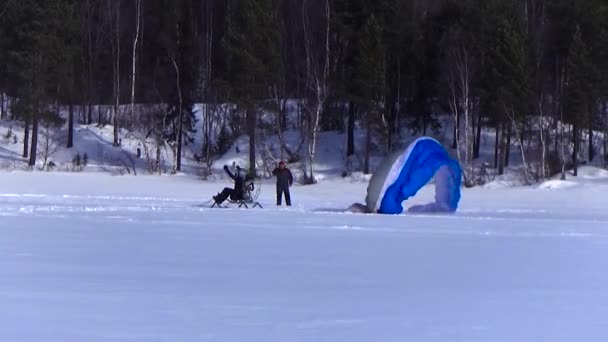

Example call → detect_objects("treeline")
0 0 607 183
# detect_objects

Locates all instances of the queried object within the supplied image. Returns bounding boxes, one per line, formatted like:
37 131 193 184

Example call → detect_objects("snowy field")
1 170 608 341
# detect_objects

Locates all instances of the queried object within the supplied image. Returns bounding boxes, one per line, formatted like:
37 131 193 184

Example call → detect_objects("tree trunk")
86 0 94 126
364 115 371 174
588 119 594 162
23 118 30 158
79 104 85 123
560 117 567 180
422 114 427 136
452 110 459 149
453 108 464 184
156 145 161 175
303 0 329 183
0 93 4 120
307 98 322 182
471 109 477 153
29 115 39 167
386 89 397 151
247 106 256 176
280 103 287 131
494 124 500 169
463 92 472 182
347 101 355 157
554 109 559 154
113 105 119 146
498 123 506 175
558 61 566 179
538 95 547 179
170 55 184 172
474 111 482 159
274 100 297 161
505 124 512 167
603 102 607 167
112 1 120 146
177 115 183 171
67 103 74 148
508 108 530 183
130 0 141 128
573 122 579 176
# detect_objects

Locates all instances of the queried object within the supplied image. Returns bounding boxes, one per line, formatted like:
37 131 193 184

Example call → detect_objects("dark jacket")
272 166 293 187
225 166 245 200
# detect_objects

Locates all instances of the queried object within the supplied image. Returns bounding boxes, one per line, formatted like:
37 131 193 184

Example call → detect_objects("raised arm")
224 165 236 180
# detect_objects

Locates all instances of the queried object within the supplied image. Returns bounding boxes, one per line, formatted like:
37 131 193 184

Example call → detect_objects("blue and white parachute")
365 137 462 214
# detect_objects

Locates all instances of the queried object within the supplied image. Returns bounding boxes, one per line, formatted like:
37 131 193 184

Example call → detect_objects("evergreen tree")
330 0 368 160
479 0 530 175
353 14 385 173
3 0 77 167
143 0 200 172
565 26 596 176
222 0 284 176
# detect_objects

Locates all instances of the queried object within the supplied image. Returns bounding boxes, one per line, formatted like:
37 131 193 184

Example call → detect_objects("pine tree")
436 0 482 185
353 14 385 173
222 0 284 177
144 0 200 172
565 26 596 176
330 0 368 161
479 1 530 175
598 5 608 165
3 0 77 167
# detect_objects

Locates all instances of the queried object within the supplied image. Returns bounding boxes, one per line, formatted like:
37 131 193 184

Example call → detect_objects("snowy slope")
1 171 608 341
2 100 607 192
0 121 144 174
0 115 384 184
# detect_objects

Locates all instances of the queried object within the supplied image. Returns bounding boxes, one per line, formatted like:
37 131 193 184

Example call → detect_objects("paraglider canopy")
365 137 462 214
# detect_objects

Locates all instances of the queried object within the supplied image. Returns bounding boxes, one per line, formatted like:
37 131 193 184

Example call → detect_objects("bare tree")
537 93 548 178
108 0 121 146
0 93 4 120
129 0 142 127
169 53 184 172
23 116 29 159
445 34 474 186
200 0 214 177
80 0 107 125
151 103 171 175
505 105 530 183
301 0 330 184
38 120 64 170
603 101 607 167
67 103 74 148
201 103 228 177
269 85 302 162
28 105 39 168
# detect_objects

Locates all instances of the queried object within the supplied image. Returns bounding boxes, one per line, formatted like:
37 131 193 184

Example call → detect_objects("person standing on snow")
272 161 293 206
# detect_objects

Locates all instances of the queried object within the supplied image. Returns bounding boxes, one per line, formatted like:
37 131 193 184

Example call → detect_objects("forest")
0 0 607 185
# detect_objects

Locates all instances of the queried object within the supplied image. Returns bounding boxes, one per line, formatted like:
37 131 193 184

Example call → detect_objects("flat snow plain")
1 169 607 341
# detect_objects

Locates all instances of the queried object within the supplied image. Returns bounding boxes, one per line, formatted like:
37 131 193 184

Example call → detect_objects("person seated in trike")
213 165 254 205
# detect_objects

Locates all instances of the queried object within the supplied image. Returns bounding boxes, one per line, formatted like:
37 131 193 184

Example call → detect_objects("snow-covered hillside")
0 121 143 174
0 106 513 184
3 106 607 194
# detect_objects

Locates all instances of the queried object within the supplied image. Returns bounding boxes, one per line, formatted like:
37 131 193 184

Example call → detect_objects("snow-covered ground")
1 169 608 341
